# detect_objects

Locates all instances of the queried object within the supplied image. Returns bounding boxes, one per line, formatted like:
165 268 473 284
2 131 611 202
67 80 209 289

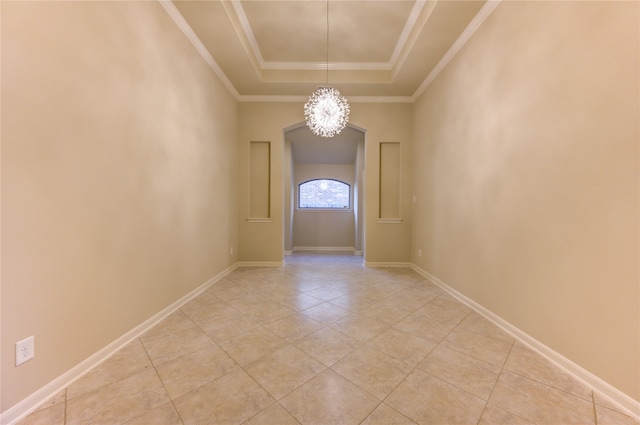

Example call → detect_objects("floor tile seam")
592 391 602 425
499 365 598 406
240 353 329 404
361 336 436 369
436 338 506 376
136 338 187 425
326 363 388 403
475 338 536 425
358 402 417 425
327 321 390 346
65 339 156 403
454 324 517 346
410 320 510 406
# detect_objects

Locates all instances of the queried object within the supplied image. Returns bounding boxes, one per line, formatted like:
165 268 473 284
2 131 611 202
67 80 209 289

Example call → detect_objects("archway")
283 122 366 256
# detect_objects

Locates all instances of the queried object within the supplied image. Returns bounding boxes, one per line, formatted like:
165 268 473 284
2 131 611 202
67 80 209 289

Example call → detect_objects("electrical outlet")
418 249 422 257
229 247 234 255
16 336 34 366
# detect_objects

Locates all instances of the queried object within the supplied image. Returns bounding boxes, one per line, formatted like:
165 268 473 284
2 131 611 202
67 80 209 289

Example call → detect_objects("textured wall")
411 1 639 401
1 1 239 411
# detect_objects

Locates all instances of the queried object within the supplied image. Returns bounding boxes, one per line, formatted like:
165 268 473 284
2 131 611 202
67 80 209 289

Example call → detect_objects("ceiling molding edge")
159 0 241 100
390 0 438 81
238 95 414 104
411 0 502 101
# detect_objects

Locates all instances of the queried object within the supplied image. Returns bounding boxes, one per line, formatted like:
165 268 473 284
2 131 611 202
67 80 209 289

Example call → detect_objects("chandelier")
304 0 350 138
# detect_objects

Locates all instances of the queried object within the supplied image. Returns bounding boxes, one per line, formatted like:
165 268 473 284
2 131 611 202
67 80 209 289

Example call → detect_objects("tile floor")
19 254 639 425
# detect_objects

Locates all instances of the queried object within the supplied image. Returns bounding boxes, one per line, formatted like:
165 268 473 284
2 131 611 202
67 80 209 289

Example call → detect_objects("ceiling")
165 0 491 102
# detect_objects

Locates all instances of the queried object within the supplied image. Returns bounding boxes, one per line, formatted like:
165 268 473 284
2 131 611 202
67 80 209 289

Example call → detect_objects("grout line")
476 338 516 424
593 391 599 425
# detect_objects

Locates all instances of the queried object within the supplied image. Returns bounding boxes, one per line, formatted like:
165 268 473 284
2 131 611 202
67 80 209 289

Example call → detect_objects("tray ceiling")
165 0 494 101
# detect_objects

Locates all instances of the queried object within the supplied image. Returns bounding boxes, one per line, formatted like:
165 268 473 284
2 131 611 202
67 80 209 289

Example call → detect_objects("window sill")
296 209 353 213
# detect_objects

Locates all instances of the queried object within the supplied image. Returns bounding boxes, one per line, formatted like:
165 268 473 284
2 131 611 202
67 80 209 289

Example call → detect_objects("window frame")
297 178 352 211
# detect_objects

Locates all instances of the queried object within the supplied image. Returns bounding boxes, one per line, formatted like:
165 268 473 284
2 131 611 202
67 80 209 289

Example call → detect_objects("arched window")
298 179 351 209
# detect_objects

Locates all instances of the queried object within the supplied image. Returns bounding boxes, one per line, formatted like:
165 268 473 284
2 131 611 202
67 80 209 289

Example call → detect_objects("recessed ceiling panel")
169 0 489 99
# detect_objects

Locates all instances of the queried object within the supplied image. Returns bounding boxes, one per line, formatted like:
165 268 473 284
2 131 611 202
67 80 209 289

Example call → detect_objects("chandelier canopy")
304 1 350 138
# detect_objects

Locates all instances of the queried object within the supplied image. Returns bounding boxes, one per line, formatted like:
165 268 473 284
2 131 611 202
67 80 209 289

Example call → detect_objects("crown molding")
412 0 501 100
159 0 241 100
237 95 413 104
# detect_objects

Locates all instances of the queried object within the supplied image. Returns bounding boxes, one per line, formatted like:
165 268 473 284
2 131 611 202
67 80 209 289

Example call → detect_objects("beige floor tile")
595 403 640 425
218 326 288 365
124 401 183 425
359 302 411 325
141 311 196 342
393 312 457 343
367 327 437 366
66 369 169 425
245 345 326 399
593 392 640 423
381 291 434 312
264 313 325 342
478 403 534 425
182 301 241 325
17 403 65 425
457 311 515 344
205 284 248 302
294 327 361 366
504 342 593 401
141 326 216 366
300 302 351 324
67 340 152 399
20 255 618 425
197 313 259 343
429 293 472 312
385 369 486 425
266 292 325 311
227 292 270 312
243 403 301 425
279 369 379 425
29 389 65 413
489 370 596 424
354 282 402 302
417 345 499 400
442 328 513 372
328 289 377 309
330 314 389 343
155 345 238 399
360 403 418 425
180 292 221 316
242 301 296 324
304 285 347 301
411 301 469 326
458 311 515 344
332 346 413 399
173 368 274 425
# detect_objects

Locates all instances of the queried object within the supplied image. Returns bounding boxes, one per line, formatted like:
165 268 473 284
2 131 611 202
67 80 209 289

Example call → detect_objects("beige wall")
411 1 639 401
293 164 355 249
1 1 239 412
239 102 412 263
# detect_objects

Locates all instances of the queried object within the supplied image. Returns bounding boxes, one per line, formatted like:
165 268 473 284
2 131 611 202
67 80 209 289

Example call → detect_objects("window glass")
299 179 350 209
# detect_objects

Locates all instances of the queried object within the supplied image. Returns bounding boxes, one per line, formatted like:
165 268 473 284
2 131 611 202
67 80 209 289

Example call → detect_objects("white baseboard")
235 261 284 267
1 265 237 425
292 246 355 253
364 261 412 268
411 264 640 422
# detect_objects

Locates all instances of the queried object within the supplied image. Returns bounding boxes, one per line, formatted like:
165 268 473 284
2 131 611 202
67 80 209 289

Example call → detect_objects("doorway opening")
283 123 365 257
